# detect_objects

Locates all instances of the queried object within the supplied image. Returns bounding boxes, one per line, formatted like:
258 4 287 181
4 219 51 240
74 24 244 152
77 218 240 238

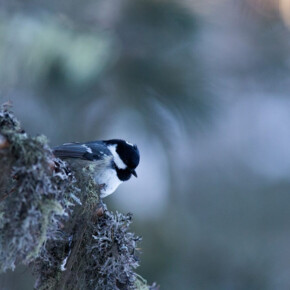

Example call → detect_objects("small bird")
53 139 140 198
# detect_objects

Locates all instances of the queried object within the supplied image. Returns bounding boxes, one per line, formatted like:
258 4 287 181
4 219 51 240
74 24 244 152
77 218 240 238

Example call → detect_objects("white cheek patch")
126 141 134 146
107 144 126 169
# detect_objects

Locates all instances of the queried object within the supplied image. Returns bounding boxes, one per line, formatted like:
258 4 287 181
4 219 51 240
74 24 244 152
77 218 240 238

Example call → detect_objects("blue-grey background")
1 0 290 289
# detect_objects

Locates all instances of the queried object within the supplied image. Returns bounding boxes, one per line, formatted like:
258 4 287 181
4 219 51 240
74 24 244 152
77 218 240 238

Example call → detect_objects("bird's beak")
131 169 137 178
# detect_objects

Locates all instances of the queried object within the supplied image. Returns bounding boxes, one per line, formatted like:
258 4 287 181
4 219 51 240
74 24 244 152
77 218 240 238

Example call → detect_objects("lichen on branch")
0 103 157 290
0 103 75 272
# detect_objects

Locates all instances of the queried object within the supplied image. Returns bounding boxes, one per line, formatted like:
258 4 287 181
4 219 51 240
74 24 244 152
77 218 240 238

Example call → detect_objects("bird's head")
104 139 140 181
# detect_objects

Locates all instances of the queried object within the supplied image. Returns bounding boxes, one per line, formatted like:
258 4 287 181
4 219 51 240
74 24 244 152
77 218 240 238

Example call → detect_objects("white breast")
95 168 122 198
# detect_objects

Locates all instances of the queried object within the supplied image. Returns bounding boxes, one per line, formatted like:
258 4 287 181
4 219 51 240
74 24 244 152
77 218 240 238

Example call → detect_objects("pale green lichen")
0 104 157 289
0 104 76 272
26 200 65 262
135 274 157 290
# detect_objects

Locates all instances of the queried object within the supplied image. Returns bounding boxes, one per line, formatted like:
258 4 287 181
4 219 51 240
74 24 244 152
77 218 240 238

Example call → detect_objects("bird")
53 139 140 198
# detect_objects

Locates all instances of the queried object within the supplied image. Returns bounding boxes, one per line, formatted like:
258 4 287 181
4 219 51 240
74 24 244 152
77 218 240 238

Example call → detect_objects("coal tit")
53 139 140 198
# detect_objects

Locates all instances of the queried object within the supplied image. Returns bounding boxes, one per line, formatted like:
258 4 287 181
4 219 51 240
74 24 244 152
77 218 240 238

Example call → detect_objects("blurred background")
1 0 290 289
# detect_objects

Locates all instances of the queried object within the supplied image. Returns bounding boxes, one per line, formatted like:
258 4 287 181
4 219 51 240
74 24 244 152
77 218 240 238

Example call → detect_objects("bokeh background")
1 0 290 289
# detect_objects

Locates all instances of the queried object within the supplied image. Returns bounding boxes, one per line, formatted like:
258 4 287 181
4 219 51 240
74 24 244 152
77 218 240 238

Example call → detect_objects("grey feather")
53 141 112 161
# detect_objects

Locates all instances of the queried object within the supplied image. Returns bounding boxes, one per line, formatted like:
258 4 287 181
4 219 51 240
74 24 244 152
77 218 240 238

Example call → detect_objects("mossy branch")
0 104 157 290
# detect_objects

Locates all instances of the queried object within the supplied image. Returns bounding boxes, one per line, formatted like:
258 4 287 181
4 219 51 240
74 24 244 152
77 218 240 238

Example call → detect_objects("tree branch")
0 104 157 290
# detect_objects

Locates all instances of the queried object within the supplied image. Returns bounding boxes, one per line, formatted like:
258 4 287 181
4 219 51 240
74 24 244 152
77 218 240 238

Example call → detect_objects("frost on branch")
0 104 157 290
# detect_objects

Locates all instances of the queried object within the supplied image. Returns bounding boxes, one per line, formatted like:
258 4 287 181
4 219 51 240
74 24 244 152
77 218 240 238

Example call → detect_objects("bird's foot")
96 198 107 217
99 183 106 191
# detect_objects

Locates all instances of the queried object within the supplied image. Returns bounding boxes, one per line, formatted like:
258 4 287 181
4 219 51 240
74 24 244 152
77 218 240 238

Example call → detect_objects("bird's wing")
53 141 112 161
